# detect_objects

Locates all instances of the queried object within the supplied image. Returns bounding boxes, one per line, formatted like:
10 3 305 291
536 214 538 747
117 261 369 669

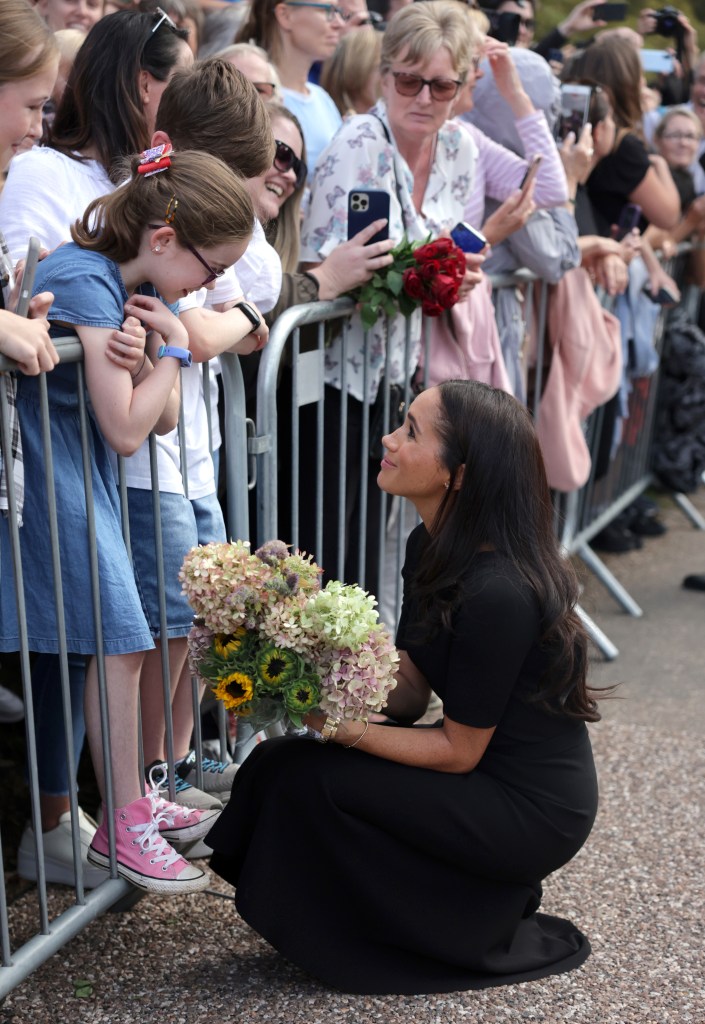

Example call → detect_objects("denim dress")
0 245 155 656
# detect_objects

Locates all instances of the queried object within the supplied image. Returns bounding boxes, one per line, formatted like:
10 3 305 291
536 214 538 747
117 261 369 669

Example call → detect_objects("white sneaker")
0 683 24 723
17 807 109 889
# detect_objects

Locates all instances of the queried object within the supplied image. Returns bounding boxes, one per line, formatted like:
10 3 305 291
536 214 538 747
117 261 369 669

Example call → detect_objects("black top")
585 132 651 236
395 525 583 754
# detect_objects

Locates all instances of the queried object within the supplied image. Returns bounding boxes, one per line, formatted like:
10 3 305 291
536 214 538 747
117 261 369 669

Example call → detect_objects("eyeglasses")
284 2 345 21
390 71 463 102
519 17 536 29
661 131 700 142
274 139 308 188
253 81 277 98
150 5 179 34
148 224 225 286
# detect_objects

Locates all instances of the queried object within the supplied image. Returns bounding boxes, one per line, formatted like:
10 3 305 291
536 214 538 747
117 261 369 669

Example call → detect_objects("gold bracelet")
344 719 369 749
320 715 340 743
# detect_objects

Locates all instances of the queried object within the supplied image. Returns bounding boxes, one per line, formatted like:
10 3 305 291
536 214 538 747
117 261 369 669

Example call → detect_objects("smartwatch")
235 300 261 332
157 344 192 368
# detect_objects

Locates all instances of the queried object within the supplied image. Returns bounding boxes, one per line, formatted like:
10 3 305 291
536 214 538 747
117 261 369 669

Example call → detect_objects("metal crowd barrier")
0 340 249 998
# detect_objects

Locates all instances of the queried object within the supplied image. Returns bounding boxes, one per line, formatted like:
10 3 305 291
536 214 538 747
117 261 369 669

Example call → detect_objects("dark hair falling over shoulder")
410 380 600 723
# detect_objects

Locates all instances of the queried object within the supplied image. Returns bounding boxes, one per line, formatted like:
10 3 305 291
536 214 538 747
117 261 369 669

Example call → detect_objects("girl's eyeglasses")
390 71 463 102
274 140 307 188
148 224 225 287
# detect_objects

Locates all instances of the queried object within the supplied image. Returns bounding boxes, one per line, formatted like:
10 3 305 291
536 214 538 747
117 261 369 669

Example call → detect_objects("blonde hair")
216 42 282 98
265 104 306 274
72 150 254 261
320 27 382 118
381 1 479 80
654 105 703 142
0 0 57 86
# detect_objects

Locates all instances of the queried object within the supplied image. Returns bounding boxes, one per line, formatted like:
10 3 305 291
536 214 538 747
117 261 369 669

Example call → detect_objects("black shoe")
592 523 643 553
630 513 668 537
682 574 705 592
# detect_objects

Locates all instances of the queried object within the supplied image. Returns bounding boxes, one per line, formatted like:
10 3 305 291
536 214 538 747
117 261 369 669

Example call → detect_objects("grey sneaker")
177 749 239 804
145 759 223 811
0 683 24 723
17 808 109 889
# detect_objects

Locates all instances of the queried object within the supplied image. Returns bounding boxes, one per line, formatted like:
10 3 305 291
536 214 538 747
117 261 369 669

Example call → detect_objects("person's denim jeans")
30 652 87 796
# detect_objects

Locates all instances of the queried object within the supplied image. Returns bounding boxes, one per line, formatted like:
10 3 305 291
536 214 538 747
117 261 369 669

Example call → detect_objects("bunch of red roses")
401 238 467 318
351 234 467 330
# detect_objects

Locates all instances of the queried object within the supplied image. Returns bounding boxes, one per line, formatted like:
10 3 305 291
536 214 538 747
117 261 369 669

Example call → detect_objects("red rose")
421 299 444 317
402 267 425 300
440 249 467 283
414 238 454 262
429 274 459 309
418 260 441 281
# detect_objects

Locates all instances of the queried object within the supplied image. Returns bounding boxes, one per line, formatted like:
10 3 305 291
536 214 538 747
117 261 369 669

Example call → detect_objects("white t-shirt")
0 146 112 261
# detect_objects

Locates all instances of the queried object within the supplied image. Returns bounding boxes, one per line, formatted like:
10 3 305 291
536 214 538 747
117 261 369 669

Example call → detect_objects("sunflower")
257 645 300 689
284 676 321 715
213 670 255 710
214 628 247 659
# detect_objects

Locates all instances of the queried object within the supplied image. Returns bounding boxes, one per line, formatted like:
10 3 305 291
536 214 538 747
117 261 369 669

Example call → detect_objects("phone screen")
556 84 592 142
592 2 627 21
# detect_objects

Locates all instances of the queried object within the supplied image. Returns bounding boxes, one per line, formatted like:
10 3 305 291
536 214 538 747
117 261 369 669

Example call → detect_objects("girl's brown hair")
0 0 57 86
564 35 643 135
72 150 254 262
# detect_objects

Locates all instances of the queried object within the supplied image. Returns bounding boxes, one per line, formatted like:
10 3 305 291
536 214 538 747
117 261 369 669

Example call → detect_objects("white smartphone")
15 236 41 318
556 84 593 142
639 49 676 75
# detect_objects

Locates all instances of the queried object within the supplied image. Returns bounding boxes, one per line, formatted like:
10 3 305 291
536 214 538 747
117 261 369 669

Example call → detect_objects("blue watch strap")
157 344 192 367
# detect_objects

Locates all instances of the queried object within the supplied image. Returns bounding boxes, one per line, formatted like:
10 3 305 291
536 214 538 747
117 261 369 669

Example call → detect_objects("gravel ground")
2 491 704 1024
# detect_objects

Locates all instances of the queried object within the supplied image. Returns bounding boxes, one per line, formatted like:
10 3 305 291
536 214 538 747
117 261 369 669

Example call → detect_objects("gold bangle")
344 719 369 749
320 715 340 743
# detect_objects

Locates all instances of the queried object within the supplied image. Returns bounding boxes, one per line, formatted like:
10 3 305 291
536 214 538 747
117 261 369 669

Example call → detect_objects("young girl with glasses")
0 150 255 894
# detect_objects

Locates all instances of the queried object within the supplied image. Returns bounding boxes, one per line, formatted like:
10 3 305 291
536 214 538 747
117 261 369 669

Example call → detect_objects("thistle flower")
255 540 290 565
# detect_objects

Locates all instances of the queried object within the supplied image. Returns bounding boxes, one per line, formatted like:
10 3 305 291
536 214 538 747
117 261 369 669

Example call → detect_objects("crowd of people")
1 0 704 996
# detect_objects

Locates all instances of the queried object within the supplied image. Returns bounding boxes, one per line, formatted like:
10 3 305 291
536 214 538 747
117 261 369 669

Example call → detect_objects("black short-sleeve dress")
207 525 599 995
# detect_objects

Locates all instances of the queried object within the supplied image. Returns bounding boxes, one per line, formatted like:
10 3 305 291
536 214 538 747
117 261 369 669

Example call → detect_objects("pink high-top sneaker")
145 763 220 845
87 796 210 895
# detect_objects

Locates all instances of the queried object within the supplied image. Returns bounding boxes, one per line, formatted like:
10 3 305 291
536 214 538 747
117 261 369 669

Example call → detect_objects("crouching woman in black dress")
207 379 601 995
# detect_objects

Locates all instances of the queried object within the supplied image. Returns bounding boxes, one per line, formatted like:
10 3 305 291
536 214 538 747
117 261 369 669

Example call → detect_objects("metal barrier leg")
575 541 644 617
670 492 705 530
575 603 619 661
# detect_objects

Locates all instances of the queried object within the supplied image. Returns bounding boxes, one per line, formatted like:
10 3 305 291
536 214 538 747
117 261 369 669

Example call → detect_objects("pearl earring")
444 481 449 490
154 245 161 252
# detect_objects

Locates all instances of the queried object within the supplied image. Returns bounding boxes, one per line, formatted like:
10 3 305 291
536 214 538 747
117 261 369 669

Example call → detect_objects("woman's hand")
485 43 534 119
646 262 680 303
0 298 59 375
593 252 629 296
123 292 189 348
481 183 536 247
559 0 608 36
311 219 396 300
560 123 593 188
457 251 485 301
106 315 147 376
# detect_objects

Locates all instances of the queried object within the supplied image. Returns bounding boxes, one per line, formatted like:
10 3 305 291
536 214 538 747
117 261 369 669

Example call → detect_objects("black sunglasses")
273 139 307 188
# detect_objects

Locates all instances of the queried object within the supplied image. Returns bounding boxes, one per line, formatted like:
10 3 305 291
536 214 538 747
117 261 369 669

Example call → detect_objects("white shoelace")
126 817 184 869
146 762 196 826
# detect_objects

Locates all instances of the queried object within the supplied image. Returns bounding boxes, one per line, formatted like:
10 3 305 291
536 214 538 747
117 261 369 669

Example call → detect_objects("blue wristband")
157 344 192 368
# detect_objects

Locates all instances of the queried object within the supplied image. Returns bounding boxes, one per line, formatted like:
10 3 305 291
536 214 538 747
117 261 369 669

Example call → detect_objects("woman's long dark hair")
411 380 599 722
49 9 189 178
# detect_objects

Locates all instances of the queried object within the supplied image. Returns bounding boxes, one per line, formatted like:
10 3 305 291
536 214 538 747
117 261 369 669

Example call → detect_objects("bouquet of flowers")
180 540 399 730
352 235 467 330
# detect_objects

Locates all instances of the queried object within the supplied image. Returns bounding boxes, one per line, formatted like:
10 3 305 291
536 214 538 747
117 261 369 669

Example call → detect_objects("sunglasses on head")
390 71 463 102
274 139 307 188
